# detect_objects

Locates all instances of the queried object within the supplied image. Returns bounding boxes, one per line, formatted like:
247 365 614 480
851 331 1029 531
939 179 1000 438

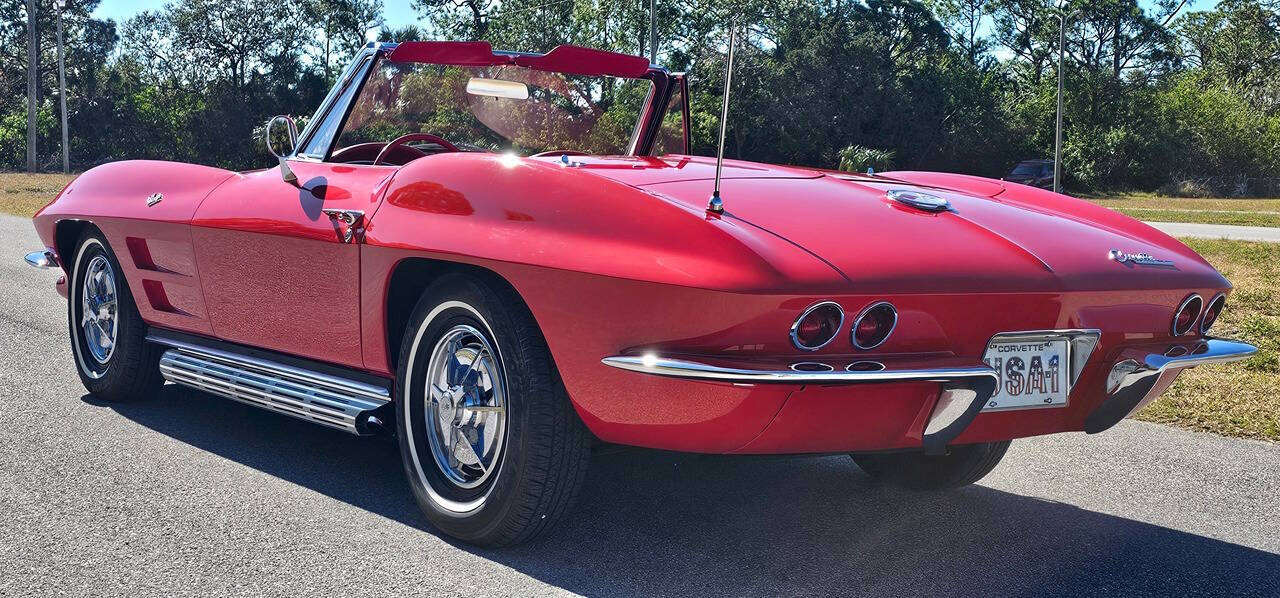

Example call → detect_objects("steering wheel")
374 133 461 166
530 150 590 158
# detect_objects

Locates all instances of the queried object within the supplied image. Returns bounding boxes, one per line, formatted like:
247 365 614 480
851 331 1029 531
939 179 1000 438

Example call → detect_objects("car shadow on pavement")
94 385 1280 597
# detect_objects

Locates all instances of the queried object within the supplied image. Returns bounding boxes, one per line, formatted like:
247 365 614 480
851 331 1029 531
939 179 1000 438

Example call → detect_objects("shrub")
837 145 896 173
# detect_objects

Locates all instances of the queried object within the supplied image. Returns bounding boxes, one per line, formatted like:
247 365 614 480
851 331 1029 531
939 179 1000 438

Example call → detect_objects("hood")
579 157 1226 294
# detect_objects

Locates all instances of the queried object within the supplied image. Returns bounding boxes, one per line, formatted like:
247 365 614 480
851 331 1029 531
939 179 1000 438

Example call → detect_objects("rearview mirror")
265 115 299 185
466 78 529 100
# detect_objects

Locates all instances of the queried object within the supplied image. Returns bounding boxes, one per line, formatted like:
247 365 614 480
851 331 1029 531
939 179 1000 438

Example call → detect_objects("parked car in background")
24 41 1256 547
1005 159 1056 189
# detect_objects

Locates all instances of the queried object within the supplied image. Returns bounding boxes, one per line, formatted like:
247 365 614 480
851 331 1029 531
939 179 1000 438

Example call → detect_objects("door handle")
322 209 365 244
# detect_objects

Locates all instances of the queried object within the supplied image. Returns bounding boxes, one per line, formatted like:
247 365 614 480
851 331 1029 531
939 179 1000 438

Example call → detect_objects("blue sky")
92 0 423 32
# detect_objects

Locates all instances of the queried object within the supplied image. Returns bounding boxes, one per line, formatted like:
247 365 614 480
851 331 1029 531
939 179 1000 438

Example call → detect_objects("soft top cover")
386 41 653 78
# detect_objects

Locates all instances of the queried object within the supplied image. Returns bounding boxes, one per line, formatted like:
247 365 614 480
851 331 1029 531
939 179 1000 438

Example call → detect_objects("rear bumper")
604 354 998 455
23 248 68 298
602 336 1256 454
601 354 995 384
1083 338 1256 433
23 249 59 269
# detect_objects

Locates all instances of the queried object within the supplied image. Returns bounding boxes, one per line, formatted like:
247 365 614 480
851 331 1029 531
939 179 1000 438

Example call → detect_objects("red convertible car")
25 41 1256 546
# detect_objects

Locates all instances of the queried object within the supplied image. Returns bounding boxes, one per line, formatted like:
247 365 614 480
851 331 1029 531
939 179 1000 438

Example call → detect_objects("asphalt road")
1147 221 1280 243
1 213 1278 597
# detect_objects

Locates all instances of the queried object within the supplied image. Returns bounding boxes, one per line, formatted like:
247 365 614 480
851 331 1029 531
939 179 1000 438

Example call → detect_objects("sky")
91 0 424 35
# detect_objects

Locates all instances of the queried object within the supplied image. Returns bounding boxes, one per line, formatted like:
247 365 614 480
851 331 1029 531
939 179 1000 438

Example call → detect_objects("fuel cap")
887 189 951 212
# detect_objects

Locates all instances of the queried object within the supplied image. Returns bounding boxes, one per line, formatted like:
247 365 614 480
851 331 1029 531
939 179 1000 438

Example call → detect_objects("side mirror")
266 115 300 185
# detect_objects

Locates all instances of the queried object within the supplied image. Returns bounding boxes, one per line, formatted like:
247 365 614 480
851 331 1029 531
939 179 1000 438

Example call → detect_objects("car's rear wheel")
395 273 590 547
68 230 163 402
851 440 1011 490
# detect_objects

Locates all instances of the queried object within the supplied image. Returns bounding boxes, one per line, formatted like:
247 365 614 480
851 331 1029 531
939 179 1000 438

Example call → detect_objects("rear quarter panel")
360 152 847 450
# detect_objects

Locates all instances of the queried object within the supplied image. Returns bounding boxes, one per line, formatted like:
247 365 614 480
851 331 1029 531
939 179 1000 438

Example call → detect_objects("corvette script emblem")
1108 249 1173 267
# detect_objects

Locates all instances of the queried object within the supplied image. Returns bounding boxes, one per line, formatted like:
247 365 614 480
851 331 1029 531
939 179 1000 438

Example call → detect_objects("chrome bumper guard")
602 355 999 455
1084 338 1257 433
24 249 59 269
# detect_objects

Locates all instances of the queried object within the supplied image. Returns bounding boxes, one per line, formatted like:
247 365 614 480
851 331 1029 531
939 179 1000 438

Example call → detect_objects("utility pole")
648 0 657 64
56 0 69 173
26 0 38 172
1054 4 1078 194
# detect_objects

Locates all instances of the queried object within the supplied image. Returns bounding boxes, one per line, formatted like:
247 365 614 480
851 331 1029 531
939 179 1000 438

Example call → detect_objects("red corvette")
25 41 1256 546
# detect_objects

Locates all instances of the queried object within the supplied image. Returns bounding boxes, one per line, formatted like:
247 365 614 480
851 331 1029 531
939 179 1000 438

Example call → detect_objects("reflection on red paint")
391 181 473 215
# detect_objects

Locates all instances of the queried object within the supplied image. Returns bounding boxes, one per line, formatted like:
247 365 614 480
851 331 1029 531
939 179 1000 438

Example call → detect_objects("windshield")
1011 162 1046 176
332 59 653 161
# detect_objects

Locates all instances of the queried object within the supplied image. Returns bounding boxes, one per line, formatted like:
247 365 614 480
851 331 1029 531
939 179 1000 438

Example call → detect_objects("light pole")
648 0 657 64
1054 3 1078 194
56 0 69 173
26 0 38 172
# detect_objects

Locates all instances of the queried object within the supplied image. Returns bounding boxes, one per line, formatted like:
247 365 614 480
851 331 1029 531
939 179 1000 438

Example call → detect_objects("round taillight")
852 302 897 350
790 301 844 351
1200 293 1226 334
1172 294 1202 336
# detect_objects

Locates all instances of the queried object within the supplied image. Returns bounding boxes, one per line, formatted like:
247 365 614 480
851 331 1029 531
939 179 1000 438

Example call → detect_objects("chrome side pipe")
149 335 391 435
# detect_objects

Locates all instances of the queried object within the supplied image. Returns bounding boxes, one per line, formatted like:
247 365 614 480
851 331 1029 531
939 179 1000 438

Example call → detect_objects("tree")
303 0 384 82
1178 0 1280 113
929 0 995 65
122 0 303 88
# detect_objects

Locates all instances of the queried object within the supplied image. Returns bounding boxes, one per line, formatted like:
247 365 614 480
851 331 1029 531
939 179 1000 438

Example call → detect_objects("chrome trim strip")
1085 338 1256 433
1172 294 1203 336
601 355 996 385
1200 293 1226 334
24 249 59 269
789 300 845 352
149 336 389 435
851 301 898 350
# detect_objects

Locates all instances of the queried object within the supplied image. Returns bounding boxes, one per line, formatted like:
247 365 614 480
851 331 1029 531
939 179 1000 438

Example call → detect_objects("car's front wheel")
851 440 1011 490
395 273 590 547
67 229 163 401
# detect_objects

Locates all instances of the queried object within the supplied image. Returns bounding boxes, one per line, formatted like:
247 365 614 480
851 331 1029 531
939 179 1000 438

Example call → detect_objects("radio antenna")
707 25 738 215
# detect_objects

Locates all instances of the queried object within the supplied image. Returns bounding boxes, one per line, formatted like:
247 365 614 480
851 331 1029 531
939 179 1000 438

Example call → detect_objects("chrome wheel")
424 324 507 490
80 255 118 365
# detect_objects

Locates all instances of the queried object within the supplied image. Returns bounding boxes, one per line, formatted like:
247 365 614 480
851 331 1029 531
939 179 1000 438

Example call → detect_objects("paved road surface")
1 214 1277 597
1147 221 1280 242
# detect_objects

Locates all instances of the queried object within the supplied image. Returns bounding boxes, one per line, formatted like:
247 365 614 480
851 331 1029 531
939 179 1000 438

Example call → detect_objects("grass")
0 172 75 218
1085 194 1280 228
1134 239 1280 442
0 174 1274 440
1110 208 1280 228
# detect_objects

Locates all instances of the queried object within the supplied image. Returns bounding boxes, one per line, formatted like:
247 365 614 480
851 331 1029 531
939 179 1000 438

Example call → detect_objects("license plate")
982 337 1070 411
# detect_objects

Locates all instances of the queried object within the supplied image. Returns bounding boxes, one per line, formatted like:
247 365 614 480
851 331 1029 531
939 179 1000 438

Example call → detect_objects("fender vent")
152 338 389 435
